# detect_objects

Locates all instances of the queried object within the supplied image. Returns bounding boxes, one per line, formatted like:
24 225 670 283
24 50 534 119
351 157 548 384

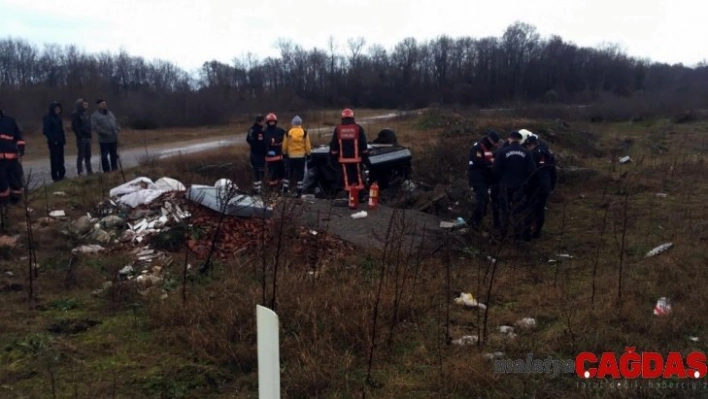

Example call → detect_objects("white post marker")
257 305 281 399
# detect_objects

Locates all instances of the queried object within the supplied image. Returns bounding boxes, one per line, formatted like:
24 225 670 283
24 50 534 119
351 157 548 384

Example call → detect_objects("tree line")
0 21 706 132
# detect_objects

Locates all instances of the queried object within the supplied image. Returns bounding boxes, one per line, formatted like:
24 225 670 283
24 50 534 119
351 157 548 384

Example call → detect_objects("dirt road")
21 112 404 189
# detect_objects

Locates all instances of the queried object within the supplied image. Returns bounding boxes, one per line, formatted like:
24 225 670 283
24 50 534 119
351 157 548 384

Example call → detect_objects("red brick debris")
183 202 354 262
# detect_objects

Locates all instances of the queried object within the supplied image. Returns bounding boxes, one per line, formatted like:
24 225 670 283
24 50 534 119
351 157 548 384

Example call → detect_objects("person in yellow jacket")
282 115 312 197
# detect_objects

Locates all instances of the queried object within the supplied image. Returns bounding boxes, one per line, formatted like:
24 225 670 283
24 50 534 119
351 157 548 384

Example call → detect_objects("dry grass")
2 109 708 398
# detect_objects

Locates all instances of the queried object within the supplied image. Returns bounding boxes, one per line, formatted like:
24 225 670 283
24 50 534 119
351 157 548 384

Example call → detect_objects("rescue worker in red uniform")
467 130 502 229
0 107 26 204
329 108 368 201
263 113 288 193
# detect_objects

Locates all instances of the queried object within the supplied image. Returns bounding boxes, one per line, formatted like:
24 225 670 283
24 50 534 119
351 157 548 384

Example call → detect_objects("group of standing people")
468 128 557 242
247 113 313 197
247 108 369 200
42 98 121 181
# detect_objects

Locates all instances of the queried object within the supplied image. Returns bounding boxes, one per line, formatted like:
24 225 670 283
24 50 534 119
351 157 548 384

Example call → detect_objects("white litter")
653 297 672 316
154 177 186 192
52 192 67 196
655 193 668 198
71 244 104 255
515 317 537 330
109 177 158 197
351 211 368 219
619 156 632 164
499 326 514 334
49 210 66 218
451 335 478 346
119 265 134 275
454 292 487 310
556 254 574 259
645 242 673 258
689 336 699 342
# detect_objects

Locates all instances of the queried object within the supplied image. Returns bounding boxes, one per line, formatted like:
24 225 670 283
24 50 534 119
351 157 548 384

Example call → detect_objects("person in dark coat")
246 115 266 194
71 98 93 175
492 131 536 241
0 106 26 204
467 130 502 229
523 134 558 239
262 113 288 193
43 101 66 182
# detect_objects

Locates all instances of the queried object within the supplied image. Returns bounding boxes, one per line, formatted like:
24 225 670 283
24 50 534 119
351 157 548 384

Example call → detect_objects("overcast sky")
1 0 705 72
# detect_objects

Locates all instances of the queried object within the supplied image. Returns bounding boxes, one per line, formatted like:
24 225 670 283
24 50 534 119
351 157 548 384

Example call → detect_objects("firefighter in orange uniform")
329 108 368 201
0 106 25 205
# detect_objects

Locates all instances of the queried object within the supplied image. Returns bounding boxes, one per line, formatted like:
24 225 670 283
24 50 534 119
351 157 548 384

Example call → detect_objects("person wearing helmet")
518 129 533 145
282 115 311 197
523 134 557 240
263 113 288 193
246 115 266 194
329 108 368 200
467 130 502 229
492 130 536 242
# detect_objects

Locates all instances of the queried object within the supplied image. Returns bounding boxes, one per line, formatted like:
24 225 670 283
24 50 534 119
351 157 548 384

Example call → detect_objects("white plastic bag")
109 177 157 198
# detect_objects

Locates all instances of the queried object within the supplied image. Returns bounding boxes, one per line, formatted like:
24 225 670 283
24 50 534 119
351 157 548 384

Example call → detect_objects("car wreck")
303 128 413 198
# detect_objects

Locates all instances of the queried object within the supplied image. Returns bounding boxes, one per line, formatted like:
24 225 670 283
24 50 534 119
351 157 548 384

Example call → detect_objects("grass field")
1 108 708 398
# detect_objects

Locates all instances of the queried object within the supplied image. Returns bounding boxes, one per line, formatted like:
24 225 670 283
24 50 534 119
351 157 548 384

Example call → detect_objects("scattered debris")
119 265 134 276
654 297 672 316
514 317 537 330
451 335 479 346
454 292 487 310
655 193 668 198
556 254 574 259
71 244 104 255
53 191 67 196
110 176 186 208
689 336 699 342
619 156 632 164
499 326 514 334
351 211 368 219
645 242 673 258
49 210 66 218
5 271 14 277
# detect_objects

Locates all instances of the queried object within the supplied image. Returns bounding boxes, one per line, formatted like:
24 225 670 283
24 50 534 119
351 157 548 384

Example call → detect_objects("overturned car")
303 128 413 198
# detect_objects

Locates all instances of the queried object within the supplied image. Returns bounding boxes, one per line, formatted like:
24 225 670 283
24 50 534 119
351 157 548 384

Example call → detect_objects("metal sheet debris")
186 185 272 219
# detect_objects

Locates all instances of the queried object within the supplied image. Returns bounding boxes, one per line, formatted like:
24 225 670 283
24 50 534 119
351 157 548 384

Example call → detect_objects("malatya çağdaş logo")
576 348 707 379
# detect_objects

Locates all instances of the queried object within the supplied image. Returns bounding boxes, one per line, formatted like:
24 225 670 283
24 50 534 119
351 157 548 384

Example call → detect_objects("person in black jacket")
246 115 266 194
523 135 557 239
0 106 26 204
71 98 93 175
43 101 66 182
467 130 502 229
263 113 288 193
492 131 536 241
